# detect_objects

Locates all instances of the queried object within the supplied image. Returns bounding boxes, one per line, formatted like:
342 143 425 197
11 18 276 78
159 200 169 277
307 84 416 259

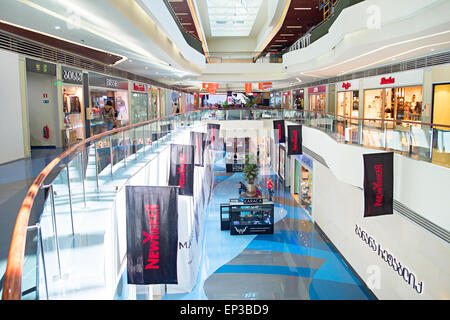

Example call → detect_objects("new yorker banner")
169 144 195 196
287 125 302 155
363 152 394 217
207 123 221 150
273 120 285 143
190 131 206 167
125 186 178 284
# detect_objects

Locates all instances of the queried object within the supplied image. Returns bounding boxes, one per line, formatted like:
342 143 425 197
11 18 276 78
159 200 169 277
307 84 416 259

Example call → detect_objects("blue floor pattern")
164 150 374 300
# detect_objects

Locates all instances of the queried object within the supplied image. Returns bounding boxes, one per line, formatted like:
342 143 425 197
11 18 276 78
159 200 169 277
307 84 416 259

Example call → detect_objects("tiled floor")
164 150 374 300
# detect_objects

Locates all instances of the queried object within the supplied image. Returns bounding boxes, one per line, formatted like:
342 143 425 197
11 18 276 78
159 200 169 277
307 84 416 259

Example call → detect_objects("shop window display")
63 86 84 142
364 86 423 128
131 92 148 124
300 166 312 216
309 94 326 113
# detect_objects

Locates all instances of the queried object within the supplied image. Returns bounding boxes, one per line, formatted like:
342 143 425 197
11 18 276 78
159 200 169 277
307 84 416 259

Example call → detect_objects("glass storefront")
90 89 129 135
63 85 84 142
300 166 312 216
309 93 326 113
293 90 304 110
337 91 359 119
282 92 291 109
364 86 423 128
150 87 159 119
130 92 148 124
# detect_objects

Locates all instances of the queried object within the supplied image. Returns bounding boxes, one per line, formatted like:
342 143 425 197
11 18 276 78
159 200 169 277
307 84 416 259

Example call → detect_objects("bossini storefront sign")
355 224 424 294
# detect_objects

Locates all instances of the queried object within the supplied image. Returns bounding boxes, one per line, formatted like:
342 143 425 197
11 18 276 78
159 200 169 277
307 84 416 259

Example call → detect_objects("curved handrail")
3 107 448 299
1 111 199 300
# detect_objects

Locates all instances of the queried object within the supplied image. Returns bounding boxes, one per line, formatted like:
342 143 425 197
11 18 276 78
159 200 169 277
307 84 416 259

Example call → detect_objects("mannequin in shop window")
103 101 116 131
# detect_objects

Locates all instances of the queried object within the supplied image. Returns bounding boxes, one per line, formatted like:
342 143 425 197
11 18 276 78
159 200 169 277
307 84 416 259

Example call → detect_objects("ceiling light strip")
186 0 210 63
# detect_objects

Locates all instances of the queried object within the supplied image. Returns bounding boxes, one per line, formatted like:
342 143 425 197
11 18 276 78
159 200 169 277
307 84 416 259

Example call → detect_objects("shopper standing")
238 182 247 195
267 178 274 201
103 101 116 131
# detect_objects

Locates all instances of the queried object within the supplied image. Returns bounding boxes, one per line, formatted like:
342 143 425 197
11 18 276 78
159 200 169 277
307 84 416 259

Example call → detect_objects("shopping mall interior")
0 0 449 306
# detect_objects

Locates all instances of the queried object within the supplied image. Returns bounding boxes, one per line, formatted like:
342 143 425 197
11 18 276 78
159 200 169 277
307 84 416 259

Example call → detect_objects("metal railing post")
65 165 75 236
45 184 62 279
142 125 146 156
94 142 99 192
109 135 114 177
80 151 86 207
384 122 388 149
123 131 127 167
28 224 48 299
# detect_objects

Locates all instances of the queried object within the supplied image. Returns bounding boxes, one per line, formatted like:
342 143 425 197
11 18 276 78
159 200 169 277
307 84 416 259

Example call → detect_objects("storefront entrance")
300 166 312 216
90 89 129 135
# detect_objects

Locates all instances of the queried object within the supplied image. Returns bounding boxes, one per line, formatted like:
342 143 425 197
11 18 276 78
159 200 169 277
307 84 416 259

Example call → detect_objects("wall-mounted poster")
279 145 285 181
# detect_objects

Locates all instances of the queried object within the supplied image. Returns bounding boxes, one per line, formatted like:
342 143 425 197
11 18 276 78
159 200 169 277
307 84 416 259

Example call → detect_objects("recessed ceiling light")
129 59 133 62
430 48 435 51
54 26 61 30
145 66 149 69
275 40 288 42
294 7 312 10
287 26 302 28
280 34 294 36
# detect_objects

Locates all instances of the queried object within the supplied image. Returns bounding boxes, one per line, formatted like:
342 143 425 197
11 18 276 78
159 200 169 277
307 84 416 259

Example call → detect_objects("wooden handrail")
2 107 448 299
1 111 198 300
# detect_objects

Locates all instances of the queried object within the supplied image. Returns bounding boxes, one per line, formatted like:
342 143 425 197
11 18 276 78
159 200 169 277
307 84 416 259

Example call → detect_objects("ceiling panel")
167 0 201 41
262 0 323 55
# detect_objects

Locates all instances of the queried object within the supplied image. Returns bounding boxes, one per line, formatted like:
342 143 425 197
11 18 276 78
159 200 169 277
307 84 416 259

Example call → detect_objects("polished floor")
163 151 374 300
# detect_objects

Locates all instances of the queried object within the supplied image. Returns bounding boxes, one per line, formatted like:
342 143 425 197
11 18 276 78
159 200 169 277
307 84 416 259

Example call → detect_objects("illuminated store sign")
133 82 147 92
355 224 424 294
342 82 351 90
62 66 83 85
380 77 395 85
243 198 263 204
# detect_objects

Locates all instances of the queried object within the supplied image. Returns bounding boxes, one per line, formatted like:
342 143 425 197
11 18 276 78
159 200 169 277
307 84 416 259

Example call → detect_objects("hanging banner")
273 120 285 143
169 144 195 196
245 83 253 94
125 186 179 285
287 125 302 155
190 131 206 167
363 152 394 217
207 123 221 150
258 82 272 90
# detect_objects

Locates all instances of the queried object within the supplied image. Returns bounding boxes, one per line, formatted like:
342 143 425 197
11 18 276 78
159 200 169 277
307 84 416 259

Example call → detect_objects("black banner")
207 123 221 150
287 125 302 155
363 152 394 217
126 186 178 284
273 120 285 143
190 131 206 167
169 144 195 196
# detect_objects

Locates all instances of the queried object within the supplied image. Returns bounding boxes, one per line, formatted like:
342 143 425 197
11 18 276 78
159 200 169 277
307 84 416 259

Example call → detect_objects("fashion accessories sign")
363 152 393 217
287 125 302 155
125 186 178 284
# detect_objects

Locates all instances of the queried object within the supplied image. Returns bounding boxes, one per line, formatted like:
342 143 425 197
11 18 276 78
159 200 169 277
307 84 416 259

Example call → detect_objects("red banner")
258 82 272 90
245 83 252 94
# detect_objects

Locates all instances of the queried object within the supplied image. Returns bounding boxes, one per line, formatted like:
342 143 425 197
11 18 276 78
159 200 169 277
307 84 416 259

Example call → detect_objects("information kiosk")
220 198 274 235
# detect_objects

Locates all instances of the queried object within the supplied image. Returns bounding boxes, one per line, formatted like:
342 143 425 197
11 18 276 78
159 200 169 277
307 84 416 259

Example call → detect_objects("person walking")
103 101 116 131
255 184 262 198
267 178 274 201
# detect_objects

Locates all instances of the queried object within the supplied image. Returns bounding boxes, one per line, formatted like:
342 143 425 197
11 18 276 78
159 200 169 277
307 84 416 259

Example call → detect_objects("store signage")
380 77 395 85
243 198 263 204
106 78 118 88
363 70 423 89
62 67 83 84
308 85 326 94
297 153 313 170
133 82 147 92
363 152 393 217
125 185 178 284
245 83 253 94
342 82 351 90
283 91 290 96
258 82 272 90
355 224 423 294
26 58 56 76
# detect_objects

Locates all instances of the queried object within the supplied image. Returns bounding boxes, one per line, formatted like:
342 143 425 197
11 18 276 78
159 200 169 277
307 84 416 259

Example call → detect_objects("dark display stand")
220 199 274 235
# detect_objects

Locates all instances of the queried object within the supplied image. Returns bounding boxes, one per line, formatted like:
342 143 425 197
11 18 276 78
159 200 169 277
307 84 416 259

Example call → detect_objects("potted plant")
242 154 259 197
